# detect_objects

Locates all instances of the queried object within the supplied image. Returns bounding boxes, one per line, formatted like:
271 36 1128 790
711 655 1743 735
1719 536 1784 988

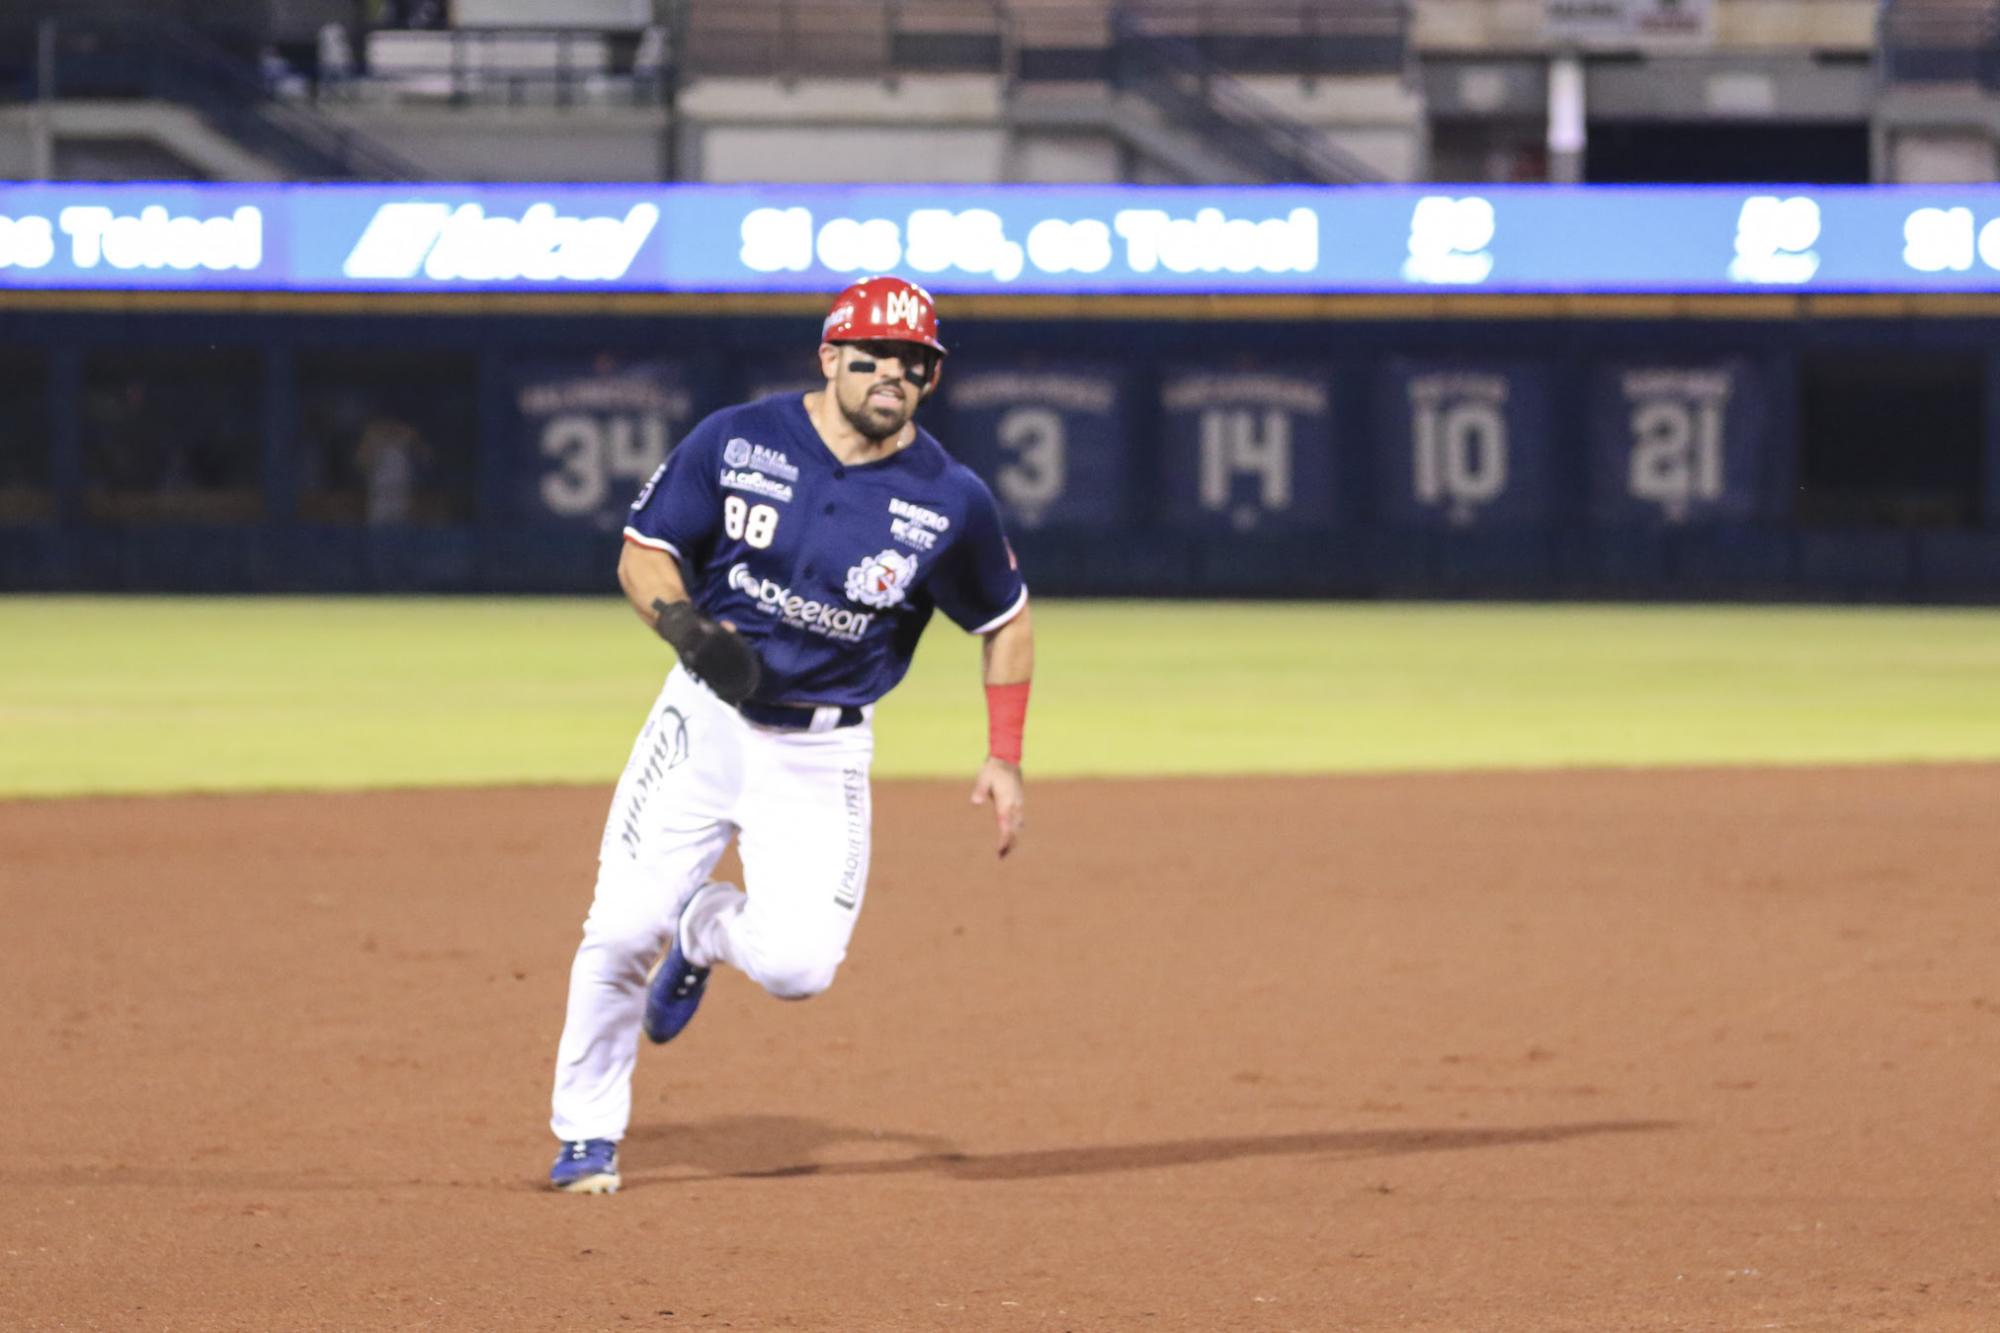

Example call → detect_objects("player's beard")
838 378 916 443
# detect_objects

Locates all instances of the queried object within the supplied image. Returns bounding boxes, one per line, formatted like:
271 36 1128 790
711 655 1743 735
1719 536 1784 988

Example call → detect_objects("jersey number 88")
724 496 780 549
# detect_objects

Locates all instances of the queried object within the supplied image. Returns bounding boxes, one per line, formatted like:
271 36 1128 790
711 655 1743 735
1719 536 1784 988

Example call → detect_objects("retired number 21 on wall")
1586 359 1773 527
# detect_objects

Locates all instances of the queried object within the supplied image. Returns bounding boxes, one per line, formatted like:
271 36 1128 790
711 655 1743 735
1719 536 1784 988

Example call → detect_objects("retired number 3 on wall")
942 367 1131 530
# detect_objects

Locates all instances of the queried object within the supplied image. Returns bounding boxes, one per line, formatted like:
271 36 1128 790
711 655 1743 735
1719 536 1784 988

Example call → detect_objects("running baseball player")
547 276 1034 1194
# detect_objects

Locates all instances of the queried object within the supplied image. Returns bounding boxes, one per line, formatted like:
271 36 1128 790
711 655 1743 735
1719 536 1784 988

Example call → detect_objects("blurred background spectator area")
296 348 477 527
0 347 53 526
0 1 1960 187
2 4 1998 603
80 346 263 525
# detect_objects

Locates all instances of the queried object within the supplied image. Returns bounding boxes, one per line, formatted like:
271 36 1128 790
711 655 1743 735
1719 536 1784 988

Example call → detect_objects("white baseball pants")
549 665 875 1144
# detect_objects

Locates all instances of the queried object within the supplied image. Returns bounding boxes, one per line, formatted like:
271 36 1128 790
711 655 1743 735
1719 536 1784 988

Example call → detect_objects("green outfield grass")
2 597 1998 798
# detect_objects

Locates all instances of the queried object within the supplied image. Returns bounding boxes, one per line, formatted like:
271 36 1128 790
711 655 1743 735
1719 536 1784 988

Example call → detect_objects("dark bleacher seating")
1879 0 2000 83
677 0 1408 82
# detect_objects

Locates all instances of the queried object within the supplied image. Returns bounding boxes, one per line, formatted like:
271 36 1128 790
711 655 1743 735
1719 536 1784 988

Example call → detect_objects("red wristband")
985 680 1030 765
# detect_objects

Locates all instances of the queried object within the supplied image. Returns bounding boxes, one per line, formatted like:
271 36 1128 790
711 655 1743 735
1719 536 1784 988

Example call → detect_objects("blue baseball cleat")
643 884 722 1044
549 1138 620 1194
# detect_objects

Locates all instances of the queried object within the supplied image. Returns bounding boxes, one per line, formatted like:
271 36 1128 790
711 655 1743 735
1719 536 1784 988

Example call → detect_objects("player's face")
821 340 939 441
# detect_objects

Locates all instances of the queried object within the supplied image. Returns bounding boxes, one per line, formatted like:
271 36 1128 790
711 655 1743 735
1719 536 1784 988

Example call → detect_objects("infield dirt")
3 767 1997 1331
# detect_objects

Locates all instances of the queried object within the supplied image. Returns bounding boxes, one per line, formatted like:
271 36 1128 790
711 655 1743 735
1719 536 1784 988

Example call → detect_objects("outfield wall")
2 296 1999 602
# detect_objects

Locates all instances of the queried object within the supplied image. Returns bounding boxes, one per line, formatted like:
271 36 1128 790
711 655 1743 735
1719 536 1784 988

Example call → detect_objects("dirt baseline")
3 767 1997 1331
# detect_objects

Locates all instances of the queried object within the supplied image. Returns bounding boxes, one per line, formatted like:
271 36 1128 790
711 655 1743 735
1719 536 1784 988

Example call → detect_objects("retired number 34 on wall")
1159 369 1336 534
513 357 699 532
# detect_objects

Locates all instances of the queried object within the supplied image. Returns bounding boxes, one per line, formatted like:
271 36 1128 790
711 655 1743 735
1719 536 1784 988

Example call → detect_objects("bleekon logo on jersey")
729 563 874 642
340 201 659 282
844 549 919 610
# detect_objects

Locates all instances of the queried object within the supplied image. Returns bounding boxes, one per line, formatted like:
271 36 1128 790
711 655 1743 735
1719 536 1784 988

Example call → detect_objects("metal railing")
1100 1 1408 76
672 0 1407 81
674 0 1007 79
2 16 424 180
667 0 1398 183
352 24 673 107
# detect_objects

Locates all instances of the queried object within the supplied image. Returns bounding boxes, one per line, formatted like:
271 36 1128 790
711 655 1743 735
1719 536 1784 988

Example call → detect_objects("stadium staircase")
1103 13 1387 184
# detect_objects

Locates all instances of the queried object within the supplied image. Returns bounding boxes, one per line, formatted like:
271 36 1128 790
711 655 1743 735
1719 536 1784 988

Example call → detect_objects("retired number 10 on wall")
1375 362 1557 531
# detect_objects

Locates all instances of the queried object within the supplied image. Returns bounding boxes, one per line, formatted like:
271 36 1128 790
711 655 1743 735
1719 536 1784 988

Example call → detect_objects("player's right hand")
651 599 763 705
971 756 1025 859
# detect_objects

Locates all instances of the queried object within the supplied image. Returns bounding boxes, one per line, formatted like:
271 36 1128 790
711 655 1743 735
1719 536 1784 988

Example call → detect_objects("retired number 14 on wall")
1158 369 1336 535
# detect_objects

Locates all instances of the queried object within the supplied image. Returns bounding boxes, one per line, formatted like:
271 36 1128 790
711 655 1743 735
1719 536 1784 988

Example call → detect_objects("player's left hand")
970 757 1025 859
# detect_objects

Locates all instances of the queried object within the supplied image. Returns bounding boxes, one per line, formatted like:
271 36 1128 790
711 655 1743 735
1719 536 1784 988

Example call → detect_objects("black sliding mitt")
651 599 763 706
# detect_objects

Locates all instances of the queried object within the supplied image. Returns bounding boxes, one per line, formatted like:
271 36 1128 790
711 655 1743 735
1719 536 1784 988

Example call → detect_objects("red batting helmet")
820 276 948 356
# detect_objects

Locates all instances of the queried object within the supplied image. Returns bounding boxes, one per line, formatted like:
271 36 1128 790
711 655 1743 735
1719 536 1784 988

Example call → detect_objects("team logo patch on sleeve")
845 549 919 610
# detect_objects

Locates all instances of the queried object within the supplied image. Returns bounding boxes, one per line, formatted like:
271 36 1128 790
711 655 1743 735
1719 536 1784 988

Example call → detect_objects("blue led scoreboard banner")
1377 361 1556 530
1586 359 1775 527
17 183 2000 294
943 367 1130 530
1159 369 1337 534
511 356 701 531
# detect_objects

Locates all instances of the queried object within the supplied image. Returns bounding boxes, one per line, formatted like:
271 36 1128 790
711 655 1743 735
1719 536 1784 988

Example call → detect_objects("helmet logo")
883 289 925 329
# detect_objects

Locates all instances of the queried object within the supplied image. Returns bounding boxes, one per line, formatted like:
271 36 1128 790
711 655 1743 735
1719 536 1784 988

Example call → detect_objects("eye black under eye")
848 344 935 382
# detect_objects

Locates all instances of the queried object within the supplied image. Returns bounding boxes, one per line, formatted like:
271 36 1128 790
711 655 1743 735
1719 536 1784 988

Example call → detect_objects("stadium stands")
1878 0 2000 180
0 2 1917 184
3 4 2000 602
1879 0 1998 83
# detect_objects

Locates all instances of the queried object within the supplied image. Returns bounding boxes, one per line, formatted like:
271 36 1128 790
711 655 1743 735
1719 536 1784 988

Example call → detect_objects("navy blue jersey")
624 393 1028 708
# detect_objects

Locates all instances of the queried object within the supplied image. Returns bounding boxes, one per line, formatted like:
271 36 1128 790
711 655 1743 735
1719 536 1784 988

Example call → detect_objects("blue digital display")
10 182 2000 294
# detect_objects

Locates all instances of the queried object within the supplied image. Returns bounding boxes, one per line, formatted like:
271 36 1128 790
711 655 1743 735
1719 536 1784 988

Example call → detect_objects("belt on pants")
736 698 869 732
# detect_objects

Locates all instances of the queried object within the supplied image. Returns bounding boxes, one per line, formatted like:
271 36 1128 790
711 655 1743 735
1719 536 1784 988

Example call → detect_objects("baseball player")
547 276 1034 1194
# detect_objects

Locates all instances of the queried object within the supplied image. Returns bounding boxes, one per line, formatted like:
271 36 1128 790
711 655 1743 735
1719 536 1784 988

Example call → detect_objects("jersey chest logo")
888 497 949 551
845 548 919 610
723 436 800 481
